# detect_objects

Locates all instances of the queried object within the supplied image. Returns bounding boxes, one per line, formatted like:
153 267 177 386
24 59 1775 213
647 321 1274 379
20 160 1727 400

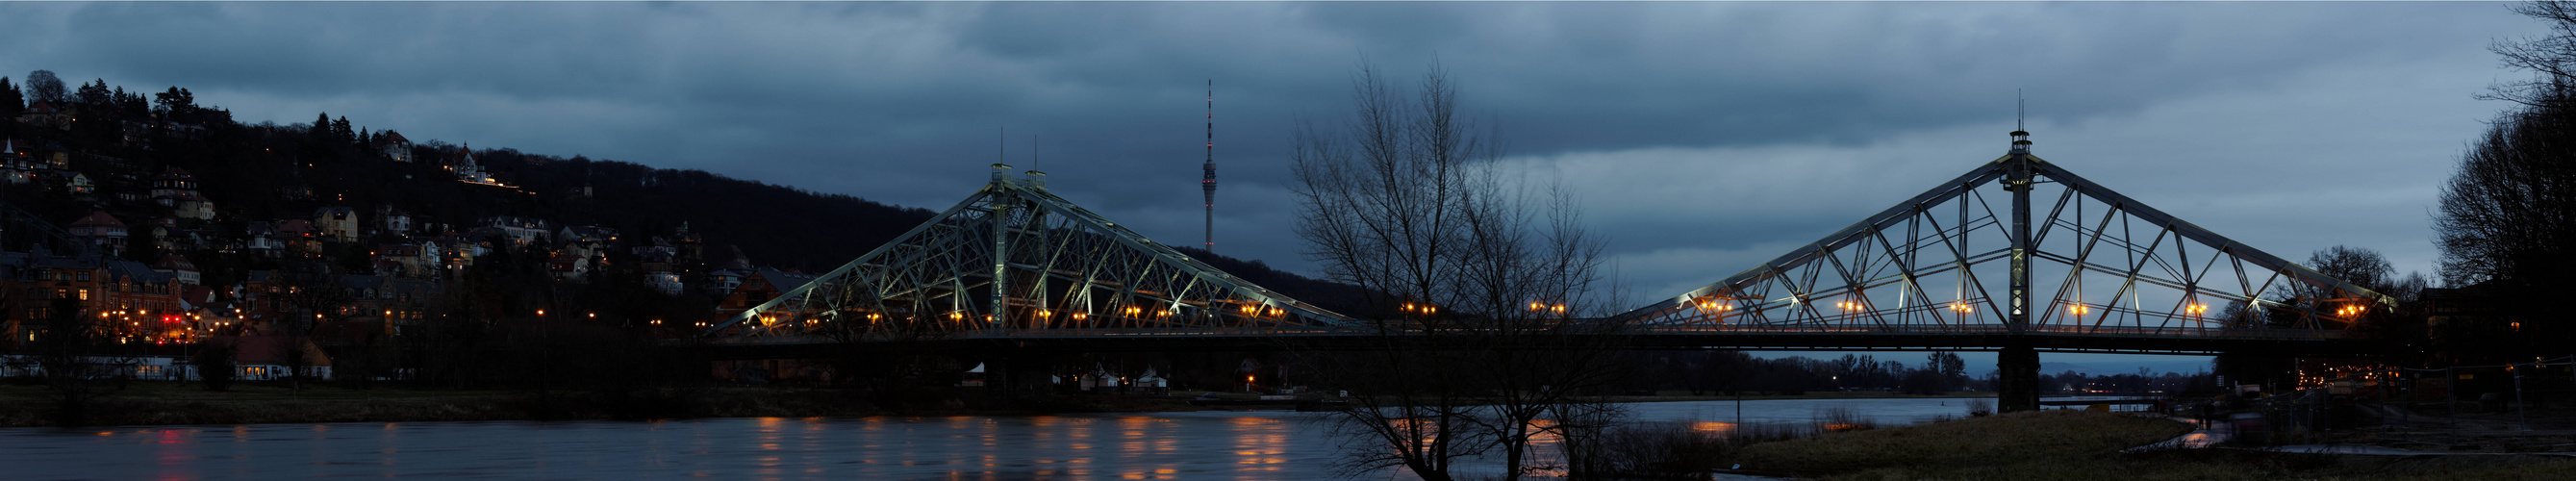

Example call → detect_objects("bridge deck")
687 324 2381 358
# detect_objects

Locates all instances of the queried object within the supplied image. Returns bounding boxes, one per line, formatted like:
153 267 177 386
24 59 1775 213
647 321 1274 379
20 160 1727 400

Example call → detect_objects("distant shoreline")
2 382 2122 429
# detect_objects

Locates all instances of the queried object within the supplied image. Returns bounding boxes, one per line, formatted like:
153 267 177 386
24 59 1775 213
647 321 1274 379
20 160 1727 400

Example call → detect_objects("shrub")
1815 406 1879 433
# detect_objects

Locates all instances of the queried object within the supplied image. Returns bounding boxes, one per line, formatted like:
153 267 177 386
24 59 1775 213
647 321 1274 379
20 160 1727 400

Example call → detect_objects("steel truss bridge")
695 134 2394 410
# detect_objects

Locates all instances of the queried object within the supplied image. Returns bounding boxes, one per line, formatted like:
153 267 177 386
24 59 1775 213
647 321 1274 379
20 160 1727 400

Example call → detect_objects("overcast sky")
0 2 2539 369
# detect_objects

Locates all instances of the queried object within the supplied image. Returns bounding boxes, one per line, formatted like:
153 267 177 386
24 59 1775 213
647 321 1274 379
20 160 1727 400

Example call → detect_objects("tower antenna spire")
2008 89 2033 154
1202 79 1218 253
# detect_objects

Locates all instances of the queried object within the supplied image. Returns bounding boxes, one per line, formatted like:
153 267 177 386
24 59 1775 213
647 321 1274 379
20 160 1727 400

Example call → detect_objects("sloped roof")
69 211 121 228
336 274 387 291
751 266 820 291
155 254 196 271
108 261 173 284
217 335 334 366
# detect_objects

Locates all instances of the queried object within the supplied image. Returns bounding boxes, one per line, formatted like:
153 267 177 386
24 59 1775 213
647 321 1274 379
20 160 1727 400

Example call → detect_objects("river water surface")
6 396 2058 480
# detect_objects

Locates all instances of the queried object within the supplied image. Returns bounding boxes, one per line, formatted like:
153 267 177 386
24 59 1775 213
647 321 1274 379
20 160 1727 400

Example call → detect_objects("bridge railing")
692 322 2357 344
1624 323 2360 340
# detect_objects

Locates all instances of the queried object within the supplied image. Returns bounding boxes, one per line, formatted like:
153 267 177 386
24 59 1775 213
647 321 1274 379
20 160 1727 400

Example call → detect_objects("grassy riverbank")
0 381 1988 428
1607 391 1998 403
1730 410 2576 480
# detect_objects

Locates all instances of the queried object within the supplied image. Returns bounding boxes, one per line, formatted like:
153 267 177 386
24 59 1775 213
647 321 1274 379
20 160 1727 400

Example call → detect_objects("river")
4 396 2094 480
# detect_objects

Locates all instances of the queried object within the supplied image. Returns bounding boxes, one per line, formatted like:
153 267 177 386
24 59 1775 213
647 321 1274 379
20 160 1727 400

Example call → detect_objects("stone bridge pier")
1997 345 2041 413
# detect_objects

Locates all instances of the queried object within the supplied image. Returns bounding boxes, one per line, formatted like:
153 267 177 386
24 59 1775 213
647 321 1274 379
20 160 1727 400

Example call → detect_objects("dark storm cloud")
0 2 2538 306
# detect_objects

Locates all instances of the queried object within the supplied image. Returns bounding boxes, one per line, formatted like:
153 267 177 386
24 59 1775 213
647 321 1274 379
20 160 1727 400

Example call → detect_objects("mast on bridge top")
2010 89 2032 155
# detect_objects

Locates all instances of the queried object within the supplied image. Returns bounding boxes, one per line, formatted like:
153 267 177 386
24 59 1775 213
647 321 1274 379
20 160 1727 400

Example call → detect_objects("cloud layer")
0 2 2535 308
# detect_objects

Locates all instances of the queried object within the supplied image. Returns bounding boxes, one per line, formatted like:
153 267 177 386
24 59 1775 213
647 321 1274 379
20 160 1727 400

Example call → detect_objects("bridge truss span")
700 164 1356 340
1616 148 2395 342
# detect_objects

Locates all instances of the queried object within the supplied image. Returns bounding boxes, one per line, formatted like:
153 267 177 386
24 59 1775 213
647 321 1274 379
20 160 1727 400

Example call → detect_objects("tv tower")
1202 79 1218 253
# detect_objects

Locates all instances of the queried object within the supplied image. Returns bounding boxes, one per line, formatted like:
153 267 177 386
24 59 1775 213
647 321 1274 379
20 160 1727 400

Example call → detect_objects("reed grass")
1739 409 2190 475
1738 409 2576 480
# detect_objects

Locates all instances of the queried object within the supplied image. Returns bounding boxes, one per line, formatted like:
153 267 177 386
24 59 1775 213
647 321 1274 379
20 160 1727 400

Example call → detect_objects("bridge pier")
1998 345 2040 413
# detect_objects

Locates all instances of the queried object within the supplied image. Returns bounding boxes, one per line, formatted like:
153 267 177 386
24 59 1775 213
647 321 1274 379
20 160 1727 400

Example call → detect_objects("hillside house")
647 272 684 296
53 170 92 194
374 131 412 163
374 205 413 236
477 215 550 245
0 249 193 344
446 144 492 183
215 335 333 381
434 234 488 271
148 167 215 219
1 138 30 166
547 252 591 282
243 221 284 258
170 192 215 220
104 261 184 316
118 119 153 147
314 207 357 241
713 267 820 322
16 101 70 129
329 273 435 326
67 212 125 256
559 225 618 245
0 139 31 185
153 254 201 286
372 243 432 277
0 248 108 343
274 219 319 256
162 120 207 139
149 166 200 200
702 269 745 295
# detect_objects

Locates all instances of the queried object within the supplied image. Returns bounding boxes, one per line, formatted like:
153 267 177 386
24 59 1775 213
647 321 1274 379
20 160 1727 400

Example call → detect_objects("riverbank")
1608 390 1999 402
1 381 2005 427
1726 410 2576 480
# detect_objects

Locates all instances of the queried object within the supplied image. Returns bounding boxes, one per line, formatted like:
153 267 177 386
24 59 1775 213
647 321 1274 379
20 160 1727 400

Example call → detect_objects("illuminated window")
78 289 88 301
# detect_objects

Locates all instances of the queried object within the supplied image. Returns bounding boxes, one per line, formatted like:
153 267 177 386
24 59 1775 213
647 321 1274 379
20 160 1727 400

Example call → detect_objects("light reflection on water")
2 397 2046 480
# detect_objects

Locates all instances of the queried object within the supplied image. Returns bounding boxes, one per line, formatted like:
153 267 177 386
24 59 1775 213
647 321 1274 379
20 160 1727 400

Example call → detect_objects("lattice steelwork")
702 165 1354 339
1618 139 2394 338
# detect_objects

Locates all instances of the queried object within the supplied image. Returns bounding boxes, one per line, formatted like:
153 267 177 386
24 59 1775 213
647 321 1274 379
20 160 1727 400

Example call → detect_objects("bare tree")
23 70 65 105
2489 1 2576 108
1290 61 1621 481
25 297 134 425
2437 84 2576 355
271 270 353 391
192 340 237 391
